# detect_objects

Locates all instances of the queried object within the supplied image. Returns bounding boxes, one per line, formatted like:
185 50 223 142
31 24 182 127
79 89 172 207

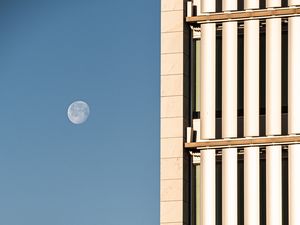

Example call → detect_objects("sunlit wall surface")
160 0 299 225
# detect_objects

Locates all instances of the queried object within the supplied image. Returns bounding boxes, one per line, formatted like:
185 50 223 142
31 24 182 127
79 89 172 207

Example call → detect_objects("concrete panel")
161 96 183 118
161 223 187 225
160 179 188 201
161 0 184 12
161 117 184 138
161 137 184 159
161 53 183 75
161 32 183 54
161 96 189 119
161 201 189 224
161 201 183 223
161 75 183 96
161 11 183 33
161 157 184 180
161 157 189 180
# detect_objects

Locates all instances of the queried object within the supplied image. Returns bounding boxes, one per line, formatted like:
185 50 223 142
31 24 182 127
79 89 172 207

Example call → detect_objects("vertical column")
201 0 215 13
288 5 300 224
244 1 260 225
289 0 300 6
266 1 282 225
222 1 237 225
200 1 216 225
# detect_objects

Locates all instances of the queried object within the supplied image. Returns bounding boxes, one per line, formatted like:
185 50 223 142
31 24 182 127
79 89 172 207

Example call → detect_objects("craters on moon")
67 101 90 124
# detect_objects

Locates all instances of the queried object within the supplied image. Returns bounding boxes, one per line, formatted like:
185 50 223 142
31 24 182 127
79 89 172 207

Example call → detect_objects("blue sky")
0 0 160 224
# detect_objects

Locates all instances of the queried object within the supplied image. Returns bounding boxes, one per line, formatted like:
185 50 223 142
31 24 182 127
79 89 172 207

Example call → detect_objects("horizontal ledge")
185 135 300 149
186 7 300 24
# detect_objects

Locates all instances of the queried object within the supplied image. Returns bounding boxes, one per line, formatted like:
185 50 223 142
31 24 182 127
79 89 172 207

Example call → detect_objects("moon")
67 101 90 124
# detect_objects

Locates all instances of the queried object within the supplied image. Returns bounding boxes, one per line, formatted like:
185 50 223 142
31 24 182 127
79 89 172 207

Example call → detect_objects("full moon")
67 101 90 124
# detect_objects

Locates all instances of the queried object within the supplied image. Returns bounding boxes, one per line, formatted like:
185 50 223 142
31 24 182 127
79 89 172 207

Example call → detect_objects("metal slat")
185 135 300 149
186 7 300 24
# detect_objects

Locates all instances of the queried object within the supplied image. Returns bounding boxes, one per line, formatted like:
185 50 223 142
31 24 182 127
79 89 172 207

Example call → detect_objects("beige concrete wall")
160 0 190 225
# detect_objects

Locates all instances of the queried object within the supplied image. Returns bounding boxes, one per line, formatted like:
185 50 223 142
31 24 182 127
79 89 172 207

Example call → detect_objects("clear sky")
0 0 160 224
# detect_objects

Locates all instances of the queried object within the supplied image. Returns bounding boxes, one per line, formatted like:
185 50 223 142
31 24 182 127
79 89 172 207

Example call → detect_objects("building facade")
160 0 300 225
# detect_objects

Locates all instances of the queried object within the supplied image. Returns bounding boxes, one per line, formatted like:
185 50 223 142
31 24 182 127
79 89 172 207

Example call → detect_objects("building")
160 0 300 225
